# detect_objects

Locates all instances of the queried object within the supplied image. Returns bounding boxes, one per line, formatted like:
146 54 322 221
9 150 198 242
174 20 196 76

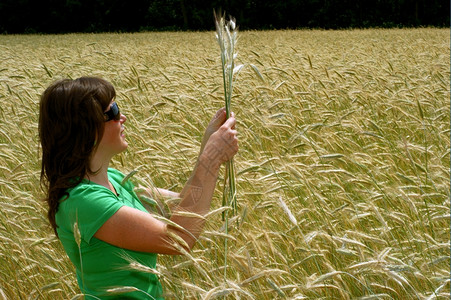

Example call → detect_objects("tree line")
0 0 448 34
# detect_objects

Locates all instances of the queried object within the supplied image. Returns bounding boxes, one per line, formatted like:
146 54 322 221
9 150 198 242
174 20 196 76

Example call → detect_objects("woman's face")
97 100 128 157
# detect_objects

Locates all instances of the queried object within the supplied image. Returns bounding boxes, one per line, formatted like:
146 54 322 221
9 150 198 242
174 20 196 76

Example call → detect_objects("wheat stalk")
214 11 240 217
214 11 241 282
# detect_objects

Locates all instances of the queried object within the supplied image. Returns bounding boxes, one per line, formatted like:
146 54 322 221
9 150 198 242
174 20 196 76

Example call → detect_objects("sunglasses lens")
112 102 120 120
104 102 121 122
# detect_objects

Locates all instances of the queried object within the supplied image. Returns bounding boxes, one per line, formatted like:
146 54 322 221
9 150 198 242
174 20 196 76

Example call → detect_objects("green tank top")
56 168 164 299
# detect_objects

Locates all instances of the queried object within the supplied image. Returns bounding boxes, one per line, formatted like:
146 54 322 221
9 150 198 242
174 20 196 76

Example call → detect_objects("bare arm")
136 186 180 215
94 111 238 255
137 187 180 200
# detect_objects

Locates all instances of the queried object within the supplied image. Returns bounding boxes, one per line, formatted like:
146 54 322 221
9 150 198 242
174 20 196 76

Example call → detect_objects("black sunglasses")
104 102 120 122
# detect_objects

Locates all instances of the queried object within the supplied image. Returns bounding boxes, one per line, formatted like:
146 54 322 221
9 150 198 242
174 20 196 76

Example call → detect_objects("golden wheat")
0 28 449 299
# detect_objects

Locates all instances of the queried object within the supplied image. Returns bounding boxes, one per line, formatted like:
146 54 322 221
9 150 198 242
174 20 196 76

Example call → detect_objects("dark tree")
0 0 448 33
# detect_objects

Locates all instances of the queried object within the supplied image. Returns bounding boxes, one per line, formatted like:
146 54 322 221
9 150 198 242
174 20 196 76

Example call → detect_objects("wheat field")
0 28 449 299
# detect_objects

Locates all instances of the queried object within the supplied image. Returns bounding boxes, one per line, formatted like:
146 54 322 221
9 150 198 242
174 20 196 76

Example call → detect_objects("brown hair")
39 76 116 236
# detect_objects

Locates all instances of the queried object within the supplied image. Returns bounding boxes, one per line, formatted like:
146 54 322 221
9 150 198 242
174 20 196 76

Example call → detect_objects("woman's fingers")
221 114 236 130
200 109 235 152
210 108 226 127
217 116 239 162
209 108 235 130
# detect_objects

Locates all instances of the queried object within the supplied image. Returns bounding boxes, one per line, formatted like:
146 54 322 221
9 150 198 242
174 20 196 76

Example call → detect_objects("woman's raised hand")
200 113 238 169
200 108 236 153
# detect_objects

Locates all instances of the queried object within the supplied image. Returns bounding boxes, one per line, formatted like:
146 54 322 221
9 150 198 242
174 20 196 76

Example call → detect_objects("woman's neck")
86 151 111 190
86 168 108 185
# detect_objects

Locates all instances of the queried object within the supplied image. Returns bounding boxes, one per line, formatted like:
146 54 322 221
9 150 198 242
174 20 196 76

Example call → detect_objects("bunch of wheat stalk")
214 12 240 219
214 11 241 278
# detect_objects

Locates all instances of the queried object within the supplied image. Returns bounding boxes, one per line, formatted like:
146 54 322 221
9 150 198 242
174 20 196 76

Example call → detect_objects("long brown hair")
39 77 116 236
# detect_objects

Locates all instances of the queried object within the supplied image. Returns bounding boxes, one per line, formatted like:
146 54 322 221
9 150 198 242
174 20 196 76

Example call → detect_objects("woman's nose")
120 113 126 123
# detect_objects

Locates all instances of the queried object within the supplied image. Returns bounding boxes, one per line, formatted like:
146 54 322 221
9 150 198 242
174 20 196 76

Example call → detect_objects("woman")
39 76 238 299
